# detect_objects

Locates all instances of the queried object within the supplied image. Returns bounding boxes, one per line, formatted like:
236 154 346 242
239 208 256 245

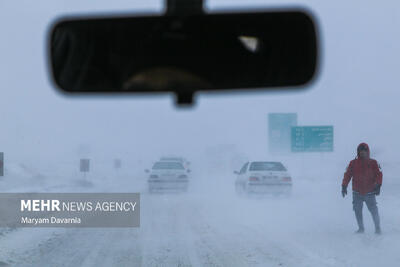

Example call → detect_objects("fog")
1 0 400 163
0 0 399 266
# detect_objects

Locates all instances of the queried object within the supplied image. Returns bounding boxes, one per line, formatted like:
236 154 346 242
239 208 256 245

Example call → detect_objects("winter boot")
355 228 365 234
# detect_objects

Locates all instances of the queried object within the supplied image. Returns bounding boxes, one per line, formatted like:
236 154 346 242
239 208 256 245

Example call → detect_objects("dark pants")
352 191 380 230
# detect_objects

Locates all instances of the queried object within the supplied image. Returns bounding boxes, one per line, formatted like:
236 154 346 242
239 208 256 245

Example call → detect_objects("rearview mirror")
49 9 318 105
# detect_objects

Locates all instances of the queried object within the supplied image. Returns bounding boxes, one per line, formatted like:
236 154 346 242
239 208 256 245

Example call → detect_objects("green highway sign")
291 126 334 152
268 113 297 153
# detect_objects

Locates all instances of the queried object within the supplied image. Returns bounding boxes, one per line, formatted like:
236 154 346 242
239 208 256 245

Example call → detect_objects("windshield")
249 162 287 171
152 162 184 170
0 1 398 266
160 157 183 162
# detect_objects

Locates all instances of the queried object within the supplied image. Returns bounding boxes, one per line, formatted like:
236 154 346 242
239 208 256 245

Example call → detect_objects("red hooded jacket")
342 143 382 195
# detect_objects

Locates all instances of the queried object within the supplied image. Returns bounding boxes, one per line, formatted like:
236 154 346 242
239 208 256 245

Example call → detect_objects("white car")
234 161 292 195
146 161 190 193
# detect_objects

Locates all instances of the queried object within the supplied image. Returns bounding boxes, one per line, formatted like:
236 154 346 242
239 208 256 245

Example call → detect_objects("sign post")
80 159 90 178
268 113 297 154
0 152 4 176
114 159 122 170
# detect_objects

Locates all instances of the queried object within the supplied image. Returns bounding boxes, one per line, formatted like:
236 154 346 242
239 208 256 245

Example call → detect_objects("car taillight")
150 174 158 179
179 175 188 179
282 177 291 182
249 176 259 181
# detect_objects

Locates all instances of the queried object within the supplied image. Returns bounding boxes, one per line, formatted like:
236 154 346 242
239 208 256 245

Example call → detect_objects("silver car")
146 161 190 193
234 161 292 195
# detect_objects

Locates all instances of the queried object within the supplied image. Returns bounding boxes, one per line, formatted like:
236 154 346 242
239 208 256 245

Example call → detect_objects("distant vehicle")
146 161 190 193
160 156 191 169
234 161 292 195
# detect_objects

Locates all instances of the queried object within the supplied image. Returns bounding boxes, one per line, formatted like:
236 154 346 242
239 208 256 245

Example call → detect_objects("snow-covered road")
0 170 399 267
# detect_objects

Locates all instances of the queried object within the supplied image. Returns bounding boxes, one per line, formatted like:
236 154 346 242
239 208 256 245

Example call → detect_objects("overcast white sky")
0 0 399 168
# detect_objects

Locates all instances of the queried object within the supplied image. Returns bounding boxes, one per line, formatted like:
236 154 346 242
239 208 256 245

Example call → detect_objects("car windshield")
160 157 183 162
249 162 286 171
152 162 184 170
1 1 399 266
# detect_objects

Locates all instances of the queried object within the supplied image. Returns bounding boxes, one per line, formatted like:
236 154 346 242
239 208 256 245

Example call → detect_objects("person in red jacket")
342 143 382 234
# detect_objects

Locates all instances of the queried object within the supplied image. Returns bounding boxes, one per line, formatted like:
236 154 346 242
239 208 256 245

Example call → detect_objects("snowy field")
0 158 398 267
